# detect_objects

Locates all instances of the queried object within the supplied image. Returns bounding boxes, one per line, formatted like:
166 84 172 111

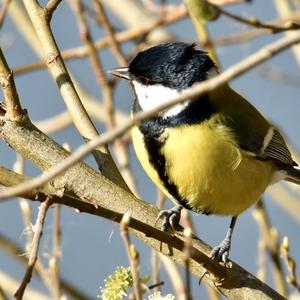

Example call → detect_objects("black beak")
107 67 131 80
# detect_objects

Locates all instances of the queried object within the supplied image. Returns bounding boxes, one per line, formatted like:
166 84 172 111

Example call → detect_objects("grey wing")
260 127 297 166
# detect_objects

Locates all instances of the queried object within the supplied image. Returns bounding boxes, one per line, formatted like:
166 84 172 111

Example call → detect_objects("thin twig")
0 48 23 120
22 0 129 192
142 0 185 15
253 201 288 297
151 190 165 292
212 10 300 46
0 215 93 299
13 7 187 75
45 0 63 21
181 209 193 300
0 0 11 28
280 237 300 292
49 203 61 300
69 0 116 128
0 271 50 300
185 0 220 67
1 29 300 201
13 154 34 253
213 3 300 33
159 254 186 300
69 0 138 194
257 65 300 88
92 0 127 66
274 0 300 66
268 183 300 225
15 197 53 300
0 162 286 299
120 213 142 300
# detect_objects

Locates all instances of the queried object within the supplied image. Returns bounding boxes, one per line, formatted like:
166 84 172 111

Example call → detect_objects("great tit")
109 42 300 262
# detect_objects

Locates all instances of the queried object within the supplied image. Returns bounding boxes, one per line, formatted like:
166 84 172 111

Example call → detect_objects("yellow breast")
132 119 274 216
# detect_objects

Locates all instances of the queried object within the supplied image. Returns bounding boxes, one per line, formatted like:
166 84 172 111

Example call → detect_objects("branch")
44 0 62 21
1 30 300 200
92 0 127 66
14 197 53 300
13 5 187 76
0 270 50 300
0 170 96 300
0 0 11 28
212 11 300 46
50 203 61 300
22 0 129 191
0 48 23 120
253 201 288 296
274 0 300 66
213 3 300 33
0 160 285 299
120 214 142 300
1 16 300 300
69 0 138 193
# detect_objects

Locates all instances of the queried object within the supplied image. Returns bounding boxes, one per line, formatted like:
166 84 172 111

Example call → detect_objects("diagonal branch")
1 29 300 201
212 3 300 33
22 0 129 191
0 48 23 120
14 197 53 300
0 161 285 299
44 0 62 21
92 0 128 66
0 0 11 27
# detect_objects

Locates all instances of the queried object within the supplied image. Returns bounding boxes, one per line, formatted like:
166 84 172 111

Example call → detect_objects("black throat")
133 96 214 212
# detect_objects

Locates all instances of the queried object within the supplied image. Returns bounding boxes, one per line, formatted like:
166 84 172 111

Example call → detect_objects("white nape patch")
262 127 274 152
132 81 189 118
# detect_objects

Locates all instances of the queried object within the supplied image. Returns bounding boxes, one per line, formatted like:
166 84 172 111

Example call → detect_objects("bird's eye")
140 77 149 85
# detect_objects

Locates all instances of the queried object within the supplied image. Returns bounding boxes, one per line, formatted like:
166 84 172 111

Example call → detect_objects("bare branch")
0 176 95 300
45 0 62 21
50 203 61 300
14 197 53 300
159 254 186 300
0 270 50 300
253 201 288 297
0 154 285 300
281 237 300 292
212 10 300 46
69 0 138 193
0 48 23 120
13 4 187 76
213 3 300 33
0 0 11 28
22 0 129 191
120 213 142 300
182 209 193 300
92 0 127 66
1 30 300 201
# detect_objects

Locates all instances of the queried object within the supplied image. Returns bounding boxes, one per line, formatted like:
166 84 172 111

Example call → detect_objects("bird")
109 42 300 263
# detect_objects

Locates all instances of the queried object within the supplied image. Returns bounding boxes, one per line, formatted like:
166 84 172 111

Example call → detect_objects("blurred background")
0 0 300 299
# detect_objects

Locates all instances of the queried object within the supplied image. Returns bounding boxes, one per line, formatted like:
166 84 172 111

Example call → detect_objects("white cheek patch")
132 81 189 118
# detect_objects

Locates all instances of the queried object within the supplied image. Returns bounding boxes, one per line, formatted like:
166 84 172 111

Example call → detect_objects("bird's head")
109 43 217 117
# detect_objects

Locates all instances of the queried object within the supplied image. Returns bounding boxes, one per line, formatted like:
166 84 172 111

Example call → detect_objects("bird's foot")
155 206 182 232
210 237 231 263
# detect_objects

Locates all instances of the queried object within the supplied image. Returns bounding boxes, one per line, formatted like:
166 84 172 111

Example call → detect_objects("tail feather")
285 167 300 185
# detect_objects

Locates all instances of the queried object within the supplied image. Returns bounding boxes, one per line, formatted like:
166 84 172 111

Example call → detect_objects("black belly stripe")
142 132 193 210
133 95 215 213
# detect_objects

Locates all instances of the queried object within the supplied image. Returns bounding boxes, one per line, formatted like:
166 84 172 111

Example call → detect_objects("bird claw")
155 206 182 232
210 238 231 263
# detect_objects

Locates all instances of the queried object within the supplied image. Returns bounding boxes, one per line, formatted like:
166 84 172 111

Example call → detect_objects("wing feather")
262 128 296 166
